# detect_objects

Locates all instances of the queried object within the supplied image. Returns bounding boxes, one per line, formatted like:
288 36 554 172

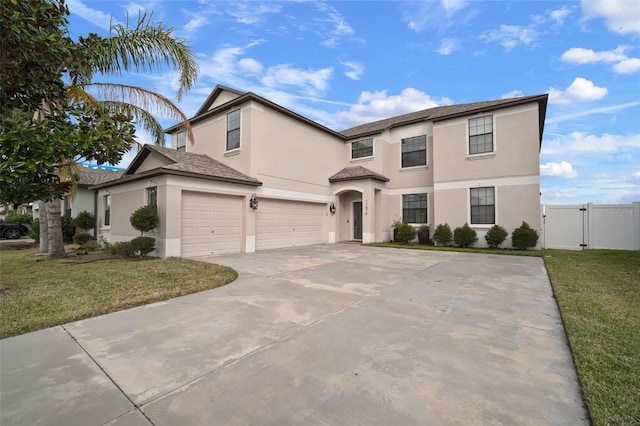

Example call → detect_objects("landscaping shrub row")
432 221 539 249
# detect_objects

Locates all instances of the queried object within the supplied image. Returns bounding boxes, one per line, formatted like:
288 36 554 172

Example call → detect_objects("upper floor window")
470 187 495 224
226 110 241 151
176 131 186 152
351 138 373 159
403 193 428 224
147 186 157 207
104 194 111 226
469 115 493 155
401 135 427 168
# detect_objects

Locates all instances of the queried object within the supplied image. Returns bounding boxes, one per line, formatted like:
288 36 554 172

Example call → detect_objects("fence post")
634 202 640 251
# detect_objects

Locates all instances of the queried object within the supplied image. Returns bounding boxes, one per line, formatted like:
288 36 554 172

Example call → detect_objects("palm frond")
78 82 193 143
101 101 165 146
66 85 98 106
87 13 198 102
55 161 80 200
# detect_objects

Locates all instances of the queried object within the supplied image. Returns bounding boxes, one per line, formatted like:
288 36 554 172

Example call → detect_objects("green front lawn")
0 248 237 338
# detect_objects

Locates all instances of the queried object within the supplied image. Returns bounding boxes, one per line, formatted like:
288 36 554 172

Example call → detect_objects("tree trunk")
38 201 49 253
46 199 66 258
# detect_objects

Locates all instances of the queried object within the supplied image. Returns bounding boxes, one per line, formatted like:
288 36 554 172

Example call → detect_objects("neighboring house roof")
77 167 124 186
165 84 346 140
341 94 549 145
329 166 390 183
90 145 262 189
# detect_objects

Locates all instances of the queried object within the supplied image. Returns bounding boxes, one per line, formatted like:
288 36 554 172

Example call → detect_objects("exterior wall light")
250 194 259 210
329 202 336 214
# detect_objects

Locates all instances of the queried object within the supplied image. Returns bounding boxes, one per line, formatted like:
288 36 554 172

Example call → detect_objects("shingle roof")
90 145 262 189
340 94 548 139
77 167 124 186
329 166 389 183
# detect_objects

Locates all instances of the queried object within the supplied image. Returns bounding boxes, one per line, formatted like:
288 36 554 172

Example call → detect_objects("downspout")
93 191 98 239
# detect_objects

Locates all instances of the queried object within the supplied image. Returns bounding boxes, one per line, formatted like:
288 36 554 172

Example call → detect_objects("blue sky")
66 0 640 204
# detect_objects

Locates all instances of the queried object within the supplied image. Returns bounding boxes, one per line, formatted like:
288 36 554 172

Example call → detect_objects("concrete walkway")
0 244 587 425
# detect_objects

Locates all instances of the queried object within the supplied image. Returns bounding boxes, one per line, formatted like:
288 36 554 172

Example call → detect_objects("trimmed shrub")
130 205 159 237
105 241 134 257
73 232 94 246
511 221 539 250
73 211 96 231
453 222 478 248
485 224 509 248
62 215 75 243
130 236 156 257
5 212 33 225
30 219 40 240
432 223 452 246
393 220 416 244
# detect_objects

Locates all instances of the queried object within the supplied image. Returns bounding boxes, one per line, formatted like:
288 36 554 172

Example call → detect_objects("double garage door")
256 199 326 250
181 192 325 257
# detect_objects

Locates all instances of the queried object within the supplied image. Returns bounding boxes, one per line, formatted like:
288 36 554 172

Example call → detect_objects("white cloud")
436 38 461 55
548 77 607 105
341 62 364 80
315 2 357 47
561 46 628 63
501 90 524 99
547 101 640 124
261 65 333 96
225 2 282 25
184 15 209 33
238 58 263 75
613 58 640 74
542 131 640 156
403 0 472 32
561 45 640 74
66 0 117 30
549 7 572 25
481 25 539 51
442 0 469 15
540 161 578 178
582 0 640 35
630 171 640 184
334 88 453 129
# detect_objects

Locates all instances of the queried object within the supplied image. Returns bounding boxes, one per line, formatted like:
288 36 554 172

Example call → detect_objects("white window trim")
467 186 497 227
102 194 111 228
350 138 374 161
176 131 186 151
226 109 241 153
401 192 429 226
466 114 496 158
146 186 158 206
400 135 428 169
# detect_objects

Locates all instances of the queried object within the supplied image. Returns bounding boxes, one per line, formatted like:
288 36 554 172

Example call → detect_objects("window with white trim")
226 110 240 151
104 195 111 226
469 115 493 154
470 187 495 224
401 135 427 167
176 131 186 151
351 138 373 159
147 186 157 207
402 193 428 224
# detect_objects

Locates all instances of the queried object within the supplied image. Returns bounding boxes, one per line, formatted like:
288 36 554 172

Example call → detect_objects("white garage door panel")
256 199 325 250
181 192 242 257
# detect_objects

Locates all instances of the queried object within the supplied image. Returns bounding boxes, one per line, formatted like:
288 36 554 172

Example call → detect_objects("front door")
353 201 363 240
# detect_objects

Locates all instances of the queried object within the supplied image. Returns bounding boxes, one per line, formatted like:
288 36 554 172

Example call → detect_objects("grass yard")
544 249 640 426
0 247 237 338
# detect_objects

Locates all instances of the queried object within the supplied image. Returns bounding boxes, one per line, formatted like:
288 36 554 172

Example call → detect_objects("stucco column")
245 194 257 253
162 183 182 257
362 183 376 244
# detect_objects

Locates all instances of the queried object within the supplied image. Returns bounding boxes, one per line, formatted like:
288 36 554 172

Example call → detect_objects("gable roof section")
194 84 244 117
340 94 548 145
77 167 124 186
90 145 262 189
165 87 346 140
329 166 389 183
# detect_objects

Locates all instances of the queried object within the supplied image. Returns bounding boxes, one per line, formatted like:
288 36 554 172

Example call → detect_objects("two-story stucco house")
92 85 547 257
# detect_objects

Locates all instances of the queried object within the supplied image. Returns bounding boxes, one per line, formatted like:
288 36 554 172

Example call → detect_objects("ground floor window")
403 193 427 223
104 194 111 226
470 187 495 224
147 186 157 206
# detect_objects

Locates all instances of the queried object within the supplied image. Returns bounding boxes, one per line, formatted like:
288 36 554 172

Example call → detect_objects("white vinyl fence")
542 202 640 251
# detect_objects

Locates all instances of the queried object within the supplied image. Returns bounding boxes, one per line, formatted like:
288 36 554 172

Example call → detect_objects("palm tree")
40 12 199 257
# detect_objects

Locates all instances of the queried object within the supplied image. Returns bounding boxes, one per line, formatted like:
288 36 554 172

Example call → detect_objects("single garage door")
256 199 326 250
181 191 242 257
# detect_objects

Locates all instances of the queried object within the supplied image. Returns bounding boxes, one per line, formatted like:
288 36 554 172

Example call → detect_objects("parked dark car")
0 219 31 239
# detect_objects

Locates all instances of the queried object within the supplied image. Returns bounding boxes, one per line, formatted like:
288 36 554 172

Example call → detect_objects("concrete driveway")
0 244 587 425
